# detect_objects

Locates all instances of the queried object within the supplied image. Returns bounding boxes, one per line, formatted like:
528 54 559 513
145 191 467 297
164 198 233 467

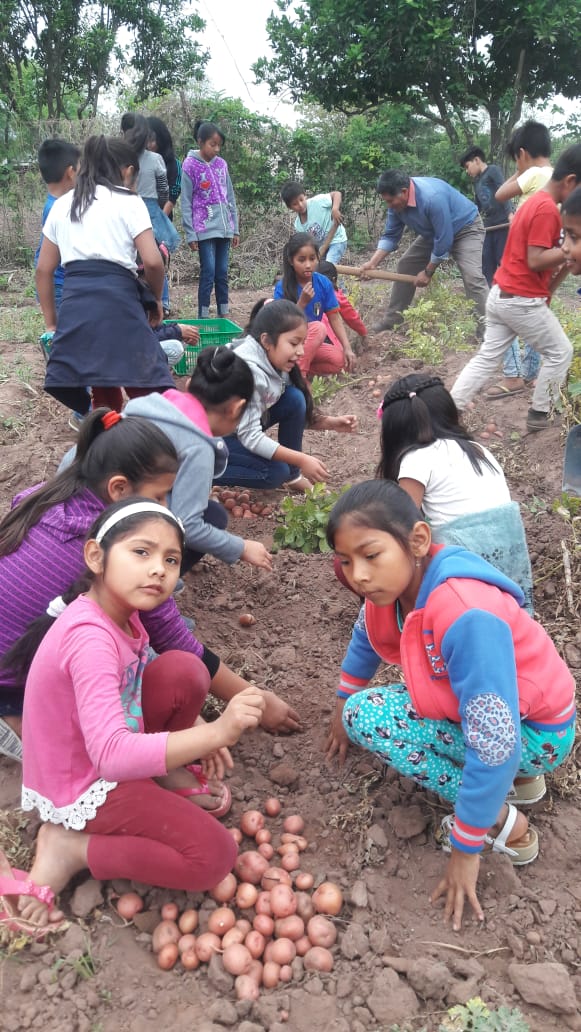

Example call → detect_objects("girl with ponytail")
36 134 174 415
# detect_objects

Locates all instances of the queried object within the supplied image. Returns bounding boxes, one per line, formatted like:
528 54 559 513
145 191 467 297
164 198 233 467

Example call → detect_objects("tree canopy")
0 0 207 122
254 0 581 156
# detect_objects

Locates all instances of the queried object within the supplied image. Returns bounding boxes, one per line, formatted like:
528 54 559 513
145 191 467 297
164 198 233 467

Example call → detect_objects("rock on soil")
389 803 430 839
367 968 421 1024
508 961 578 1014
70 878 104 917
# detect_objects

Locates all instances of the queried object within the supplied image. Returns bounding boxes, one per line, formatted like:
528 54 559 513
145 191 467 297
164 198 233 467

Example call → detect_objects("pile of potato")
210 487 274 519
116 802 343 1001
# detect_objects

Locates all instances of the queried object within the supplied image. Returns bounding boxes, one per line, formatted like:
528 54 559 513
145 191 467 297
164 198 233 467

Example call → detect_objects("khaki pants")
385 218 489 322
451 285 573 414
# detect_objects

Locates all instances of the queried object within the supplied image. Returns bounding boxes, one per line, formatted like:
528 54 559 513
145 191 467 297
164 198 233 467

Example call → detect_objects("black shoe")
526 408 551 432
371 315 404 333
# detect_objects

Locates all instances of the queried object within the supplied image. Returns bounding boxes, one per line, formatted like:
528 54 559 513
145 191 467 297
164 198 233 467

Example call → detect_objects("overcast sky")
198 0 298 124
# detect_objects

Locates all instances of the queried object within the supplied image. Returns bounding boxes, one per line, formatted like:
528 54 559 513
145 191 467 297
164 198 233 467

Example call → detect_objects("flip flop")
438 804 539 866
0 858 67 940
171 763 232 819
506 775 546 806
485 383 525 399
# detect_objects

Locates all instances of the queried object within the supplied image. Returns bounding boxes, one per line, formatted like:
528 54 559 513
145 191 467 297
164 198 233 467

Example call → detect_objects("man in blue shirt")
361 170 489 332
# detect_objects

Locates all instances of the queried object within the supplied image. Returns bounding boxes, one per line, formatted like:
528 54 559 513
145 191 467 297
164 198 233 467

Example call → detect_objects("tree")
0 0 208 122
254 0 581 157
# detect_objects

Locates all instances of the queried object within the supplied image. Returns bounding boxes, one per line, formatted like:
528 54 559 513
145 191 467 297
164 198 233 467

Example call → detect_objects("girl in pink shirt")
1 499 265 934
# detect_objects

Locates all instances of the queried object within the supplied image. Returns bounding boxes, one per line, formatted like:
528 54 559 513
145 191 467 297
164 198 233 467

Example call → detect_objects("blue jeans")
181 500 229 572
218 386 307 489
502 339 541 381
326 240 348 265
198 237 231 317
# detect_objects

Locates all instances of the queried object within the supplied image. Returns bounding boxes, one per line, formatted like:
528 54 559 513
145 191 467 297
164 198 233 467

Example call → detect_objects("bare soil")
1 276 581 1032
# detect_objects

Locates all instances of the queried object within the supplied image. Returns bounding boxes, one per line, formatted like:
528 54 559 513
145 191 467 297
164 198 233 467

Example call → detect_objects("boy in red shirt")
451 144 581 432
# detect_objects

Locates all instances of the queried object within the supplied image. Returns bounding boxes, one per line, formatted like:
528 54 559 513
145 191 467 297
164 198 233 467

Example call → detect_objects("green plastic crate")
167 318 243 376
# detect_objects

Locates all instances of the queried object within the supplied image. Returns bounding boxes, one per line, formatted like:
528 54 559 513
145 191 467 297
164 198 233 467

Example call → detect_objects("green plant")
273 483 345 554
53 947 98 981
399 278 477 363
440 997 530 1031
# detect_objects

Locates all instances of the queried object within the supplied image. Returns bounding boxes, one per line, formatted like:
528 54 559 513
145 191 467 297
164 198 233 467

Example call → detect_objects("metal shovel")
563 425 581 495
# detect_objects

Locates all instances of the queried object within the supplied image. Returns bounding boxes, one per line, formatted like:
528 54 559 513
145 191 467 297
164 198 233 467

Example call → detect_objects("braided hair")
376 373 496 481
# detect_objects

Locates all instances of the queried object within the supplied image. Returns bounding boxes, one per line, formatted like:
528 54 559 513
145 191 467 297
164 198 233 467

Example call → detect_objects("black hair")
194 120 225 145
146 116 176 166
122 112 150 155
376 373 497 481
70 136 140 221
188 345 254 408
0 410 178 556
562 185 581 217
459 146 486 167
38 139 81 185
120 112 136 133
376 170 410 196
280 181 305 206
281 232 319 303
327 480 423 555
1 498 184 685
552 144 581 184
317 259 337 286
247 299 314 426
506 120 551 161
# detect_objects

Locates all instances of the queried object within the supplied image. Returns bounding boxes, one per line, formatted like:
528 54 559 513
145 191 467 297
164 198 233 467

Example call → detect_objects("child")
280 181 348 264
452 144 581 432
220 299 357 492
36 135 174 415
487 121 554 397
125 345 273 572
0 499 266 934
560 184 581 278
0 411 298 762
376 374 532 610
325 480 575 931
274 233 356 376
181 121 239 318
459 146 512 287
146 116 182 221
317 259 367 348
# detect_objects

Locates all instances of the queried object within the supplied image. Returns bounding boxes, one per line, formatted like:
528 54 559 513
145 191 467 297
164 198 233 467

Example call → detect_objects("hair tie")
46 596 67 619
95 501 184 545
102 411 123 430
376 403 384 420
409 392 416 398
210 346 225 374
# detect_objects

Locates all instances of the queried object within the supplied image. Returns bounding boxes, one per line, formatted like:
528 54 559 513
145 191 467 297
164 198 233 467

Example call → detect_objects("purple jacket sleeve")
139 597 204 659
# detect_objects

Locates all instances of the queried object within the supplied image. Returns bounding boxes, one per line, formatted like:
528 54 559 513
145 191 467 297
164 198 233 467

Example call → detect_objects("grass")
0 306 43 344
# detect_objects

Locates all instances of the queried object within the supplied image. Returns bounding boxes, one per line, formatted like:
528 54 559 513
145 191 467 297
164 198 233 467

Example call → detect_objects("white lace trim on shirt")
21 779 118 831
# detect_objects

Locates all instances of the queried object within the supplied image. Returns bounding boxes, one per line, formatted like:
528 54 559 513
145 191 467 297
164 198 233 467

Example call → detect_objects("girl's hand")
189 241 199 252
216 686 265 746
298 281 315 308
343 346 356 373
260 690 301 734
201 746 234 781
430 849 484 932
241 540 273 571
300 454 330 483
232 235 240 248
325 698 349 764
179 324 200 345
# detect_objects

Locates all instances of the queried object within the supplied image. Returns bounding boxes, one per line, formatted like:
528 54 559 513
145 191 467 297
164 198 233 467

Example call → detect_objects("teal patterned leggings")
343 684 575 804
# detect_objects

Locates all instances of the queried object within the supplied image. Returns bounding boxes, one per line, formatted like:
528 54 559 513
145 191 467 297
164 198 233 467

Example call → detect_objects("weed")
310 373 365 405
53 947 98 981
398 279 477 364
521 495 548 516
273 482 345 554
440 997 530 1031
0 306 43 343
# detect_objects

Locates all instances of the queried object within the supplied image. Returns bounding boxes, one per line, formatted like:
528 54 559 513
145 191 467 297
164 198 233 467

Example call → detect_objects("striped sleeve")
449 816 489 853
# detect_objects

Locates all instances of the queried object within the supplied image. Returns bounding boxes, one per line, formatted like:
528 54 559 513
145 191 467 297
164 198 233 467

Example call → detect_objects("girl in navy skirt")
36 135 174 414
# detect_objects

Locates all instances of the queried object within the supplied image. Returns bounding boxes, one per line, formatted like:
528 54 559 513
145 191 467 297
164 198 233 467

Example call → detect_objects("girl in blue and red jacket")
325 480 575 931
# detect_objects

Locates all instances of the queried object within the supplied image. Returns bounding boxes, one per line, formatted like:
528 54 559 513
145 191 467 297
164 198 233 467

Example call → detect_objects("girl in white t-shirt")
36 135 174 416
377 374 533 610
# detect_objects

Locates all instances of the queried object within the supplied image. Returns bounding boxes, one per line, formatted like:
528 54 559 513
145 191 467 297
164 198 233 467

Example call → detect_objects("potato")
116 892 144 921
208 906 236 936
232 506 244 517
210 872 237 902
222 943 253 976
253 913 274 937
239 613 256 627
270 883 297 918
181 948 199 970
281 852 300 873
264 798 281 817
235 974 260 1000
236 882 259 910
222 926 246 949
178 933 197 954
261 866 291 890
224 498 236 510
294 872 314 891
294 891 315 923
245 930 266 959
157 942 179 970
312 881 343 916
178 909 199 934
240 810 264 836
235 850 269 885
304 946 334 972
307 915 337 948
258 842 274 860
283 816 304 835
195 931 221 962
152 919 180 954
262 961 280 989
269 937 296 966
274 915 304 941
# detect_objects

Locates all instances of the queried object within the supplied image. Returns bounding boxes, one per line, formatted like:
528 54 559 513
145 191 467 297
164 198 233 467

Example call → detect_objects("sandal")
171 763 232 819
485 382 525 399
438 804 539 866
0 862 66 940
506 775 546 806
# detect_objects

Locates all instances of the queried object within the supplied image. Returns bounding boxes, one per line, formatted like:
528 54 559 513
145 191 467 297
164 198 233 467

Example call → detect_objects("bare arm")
134 227 164 322
36 238 61 331
165 686 265 768
527 244 566 272
495 174 521 203
211 661 301 734
360 248 389 272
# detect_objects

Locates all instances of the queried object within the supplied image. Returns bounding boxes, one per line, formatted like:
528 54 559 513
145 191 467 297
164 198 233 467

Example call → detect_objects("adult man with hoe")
361 170 489 333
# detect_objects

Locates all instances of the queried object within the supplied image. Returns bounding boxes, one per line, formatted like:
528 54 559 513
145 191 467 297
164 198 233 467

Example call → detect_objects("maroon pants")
84 651 237 891
91 386 154 413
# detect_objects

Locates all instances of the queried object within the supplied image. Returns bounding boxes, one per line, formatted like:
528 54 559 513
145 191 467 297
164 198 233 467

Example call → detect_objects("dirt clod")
388 804 430 839
508 961 578 1014
367 968 421 1024
269 763 299 787
70 878 104 918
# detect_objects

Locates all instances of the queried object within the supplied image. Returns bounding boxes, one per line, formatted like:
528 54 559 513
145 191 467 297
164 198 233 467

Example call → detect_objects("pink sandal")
171 763 232 819
0 863 66 940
